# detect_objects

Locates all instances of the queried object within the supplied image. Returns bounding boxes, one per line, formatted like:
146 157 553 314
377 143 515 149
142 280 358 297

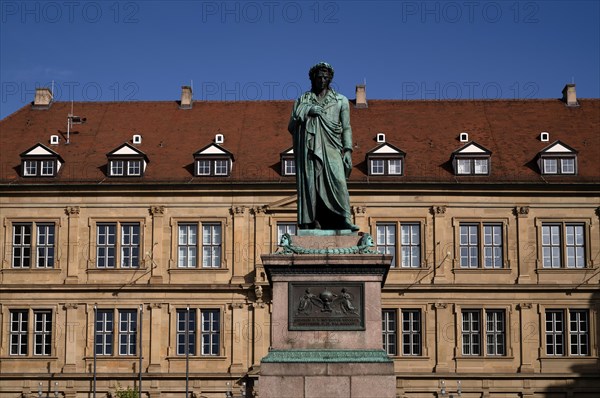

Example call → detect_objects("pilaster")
229 302 246 373
149 206 166 283
251 206 268 283
61 303 79 372
514 206 533 284
433 302 451 373
64 206 80 284
230 206 247 284
518 302 535 373
431 206 450 283
147 303 163 372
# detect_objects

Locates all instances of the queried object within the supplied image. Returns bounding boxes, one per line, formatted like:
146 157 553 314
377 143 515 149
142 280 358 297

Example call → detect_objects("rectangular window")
284 159 296 175
371 159 384 175
95 310 114 356
127 160 141 176
40 160 55 176
202 223 222 268
474 159 488 174
569 310 589 356
24 160 38 176
400 224 420 268
10 310 28 355
542 223 585 268
277 222 297 245
34 310 52 356
462 310 481 355
97 224 116 268
12 224 32 268
176 309 196 356
459 224 479 268
376 223 396 267
543 158 557 174
561 158 575 174
96 223 141 269
214 159 228 175
388 159 402 175
457 159 471 174
546 310 564 356
197 160 211 176
382 309 397 356
178 224 198 268
121 223 140 268
402 309 421 356
36 223 55 268
460 223 503 268
12 223 56 268
485 310 505 356
111 160 124 176
201 309 220 356
118 310 137 356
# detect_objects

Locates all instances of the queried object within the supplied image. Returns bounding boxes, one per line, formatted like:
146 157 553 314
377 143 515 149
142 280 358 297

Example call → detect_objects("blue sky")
1 0 599 119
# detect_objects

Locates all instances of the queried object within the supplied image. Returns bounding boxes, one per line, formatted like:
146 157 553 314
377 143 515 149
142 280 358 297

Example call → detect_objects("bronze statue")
288 62 359 231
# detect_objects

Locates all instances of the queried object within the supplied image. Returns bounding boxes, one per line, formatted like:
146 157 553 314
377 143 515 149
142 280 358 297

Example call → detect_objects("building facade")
0 86 599 397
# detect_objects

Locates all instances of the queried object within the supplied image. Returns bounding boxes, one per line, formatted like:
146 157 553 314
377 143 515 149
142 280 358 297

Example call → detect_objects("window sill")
86 268 149 273
388 355 430 360
168 267 228 273
167 356 226 360
453 268 511 273
389 267 431 271
2 268 61 273
536 267 594 273
0 356 58 360
455 355 514 360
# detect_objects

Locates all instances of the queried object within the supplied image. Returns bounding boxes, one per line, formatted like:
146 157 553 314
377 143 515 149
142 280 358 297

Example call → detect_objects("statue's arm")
340 97 353 151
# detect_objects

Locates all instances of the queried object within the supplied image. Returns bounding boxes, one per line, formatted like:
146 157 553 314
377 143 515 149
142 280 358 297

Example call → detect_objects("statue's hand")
343 150 352 173
308 105 324 116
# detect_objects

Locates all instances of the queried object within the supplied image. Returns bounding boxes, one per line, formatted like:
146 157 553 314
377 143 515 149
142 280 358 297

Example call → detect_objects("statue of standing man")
288 62 359 232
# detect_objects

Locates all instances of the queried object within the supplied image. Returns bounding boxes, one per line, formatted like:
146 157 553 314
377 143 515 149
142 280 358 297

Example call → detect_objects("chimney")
33 88 53 108
562 84 578 106
355 84 367 108
180 86 193 109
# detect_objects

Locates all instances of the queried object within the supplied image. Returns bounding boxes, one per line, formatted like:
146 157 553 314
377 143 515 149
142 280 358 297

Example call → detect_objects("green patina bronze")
288 62 359 232
276 233 377 255
261 349 392 363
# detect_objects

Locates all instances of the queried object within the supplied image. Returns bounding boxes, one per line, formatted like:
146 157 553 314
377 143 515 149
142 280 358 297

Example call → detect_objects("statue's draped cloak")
288 90 353 226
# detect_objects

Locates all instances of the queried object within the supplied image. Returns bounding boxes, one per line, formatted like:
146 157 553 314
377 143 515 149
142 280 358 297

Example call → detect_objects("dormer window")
366 143 405 176
106 143 148 177
452 141 491 176
20 143 63 177
280 148 296 176
538 140 578 175
193 143 234 177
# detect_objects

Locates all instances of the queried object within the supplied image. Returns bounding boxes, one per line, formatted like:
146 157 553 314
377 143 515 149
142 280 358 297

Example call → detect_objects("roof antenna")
51 80 55 96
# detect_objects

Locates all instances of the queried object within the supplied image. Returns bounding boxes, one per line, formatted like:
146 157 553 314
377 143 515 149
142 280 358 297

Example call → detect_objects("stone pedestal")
259 233 395 398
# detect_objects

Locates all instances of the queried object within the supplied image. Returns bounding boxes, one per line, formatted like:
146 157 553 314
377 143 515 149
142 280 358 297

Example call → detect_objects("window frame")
172 219 227 270
9 308 54 357
21 158 59 177
108 158 145 177
10 221 58 269
94 308 140 357
539 221 588 269
367 155 404 176
453 219 508 269
540 155 577 175
282 158 296 176
373 219 426 269
174 307 223 357
544 308 591 357
91 220 144 270
382 309 397 356
194 157 232 177
458 307 508 358
454 156 490 176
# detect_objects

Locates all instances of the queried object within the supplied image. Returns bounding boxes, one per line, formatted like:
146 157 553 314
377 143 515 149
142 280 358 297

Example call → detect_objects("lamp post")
440 380 461 397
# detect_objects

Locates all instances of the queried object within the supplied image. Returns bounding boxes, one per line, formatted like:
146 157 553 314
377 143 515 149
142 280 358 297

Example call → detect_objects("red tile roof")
1 99 599 186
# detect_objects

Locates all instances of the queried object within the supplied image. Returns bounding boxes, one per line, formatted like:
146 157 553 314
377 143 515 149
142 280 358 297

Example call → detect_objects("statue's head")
309 62 334 92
